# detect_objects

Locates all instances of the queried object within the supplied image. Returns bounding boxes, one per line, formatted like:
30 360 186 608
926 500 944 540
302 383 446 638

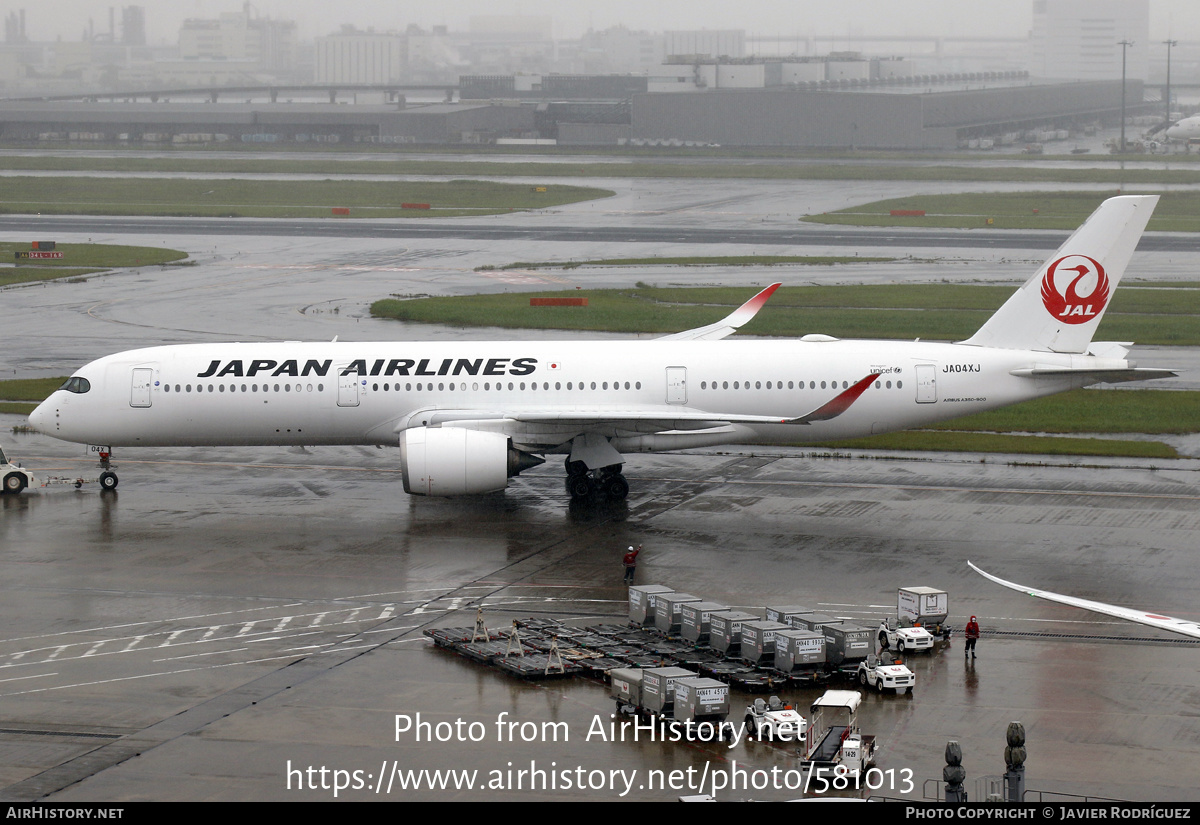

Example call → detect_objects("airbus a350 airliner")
25 195 1174 501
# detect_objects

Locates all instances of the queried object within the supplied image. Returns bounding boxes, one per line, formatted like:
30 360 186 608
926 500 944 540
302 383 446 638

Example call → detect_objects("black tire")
859 670 868 687
99 471 118 491
744 716 757 738
604 474 629 501
566 474 593 499
878 632 889 650
876 677 885 693
3 472 27 495
897 639 906 653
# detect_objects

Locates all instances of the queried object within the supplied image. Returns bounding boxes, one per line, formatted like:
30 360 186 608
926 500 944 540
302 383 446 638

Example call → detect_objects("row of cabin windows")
161 380 648 394
371 380 644 392
165 383 325 394
699 379 904 391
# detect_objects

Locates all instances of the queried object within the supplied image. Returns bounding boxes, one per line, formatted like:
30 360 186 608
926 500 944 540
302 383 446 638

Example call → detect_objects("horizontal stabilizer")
658 283 780 341
1010 366 1178 384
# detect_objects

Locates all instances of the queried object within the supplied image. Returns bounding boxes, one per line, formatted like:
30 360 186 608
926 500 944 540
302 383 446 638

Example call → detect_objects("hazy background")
12 0 1199 45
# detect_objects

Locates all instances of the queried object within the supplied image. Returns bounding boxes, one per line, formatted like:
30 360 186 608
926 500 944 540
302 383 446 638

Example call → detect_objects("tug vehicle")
1 443 117 494
856 654 915 695
742 695 807 743
877 617 934 653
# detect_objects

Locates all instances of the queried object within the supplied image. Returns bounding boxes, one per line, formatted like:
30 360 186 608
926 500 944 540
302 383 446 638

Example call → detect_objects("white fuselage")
30 338 1089 452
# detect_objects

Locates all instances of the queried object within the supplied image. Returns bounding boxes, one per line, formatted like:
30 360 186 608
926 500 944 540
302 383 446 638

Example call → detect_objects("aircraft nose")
28 400 51 433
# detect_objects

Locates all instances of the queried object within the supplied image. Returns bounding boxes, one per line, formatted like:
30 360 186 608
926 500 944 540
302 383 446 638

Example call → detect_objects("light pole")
1164 39 1177 126
1118 39 1134 153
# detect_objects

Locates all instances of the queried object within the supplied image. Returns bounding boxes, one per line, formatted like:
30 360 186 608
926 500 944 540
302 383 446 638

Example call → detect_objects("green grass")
0 243 187 286
0 402 36 416
929 389 1200 435
0 377 67 402
372 284 1200 346
814 431 1178 458
804 191 1200 231
4 154 1200 185
487 255 894 270
0 267 102 286
0 178 613 218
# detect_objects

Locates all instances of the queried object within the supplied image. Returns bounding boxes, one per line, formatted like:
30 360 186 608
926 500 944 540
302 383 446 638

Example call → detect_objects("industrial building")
0 72 1145 150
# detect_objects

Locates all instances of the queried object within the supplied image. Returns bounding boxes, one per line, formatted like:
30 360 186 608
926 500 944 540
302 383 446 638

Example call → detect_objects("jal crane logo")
1040 255 1110 325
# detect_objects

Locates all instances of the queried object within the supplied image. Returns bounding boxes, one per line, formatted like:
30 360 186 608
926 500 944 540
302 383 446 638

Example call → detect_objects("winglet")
657 283 781 342
789 373 879 424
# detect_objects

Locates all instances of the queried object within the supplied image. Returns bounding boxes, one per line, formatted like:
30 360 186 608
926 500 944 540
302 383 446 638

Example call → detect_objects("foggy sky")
12 1 1199 47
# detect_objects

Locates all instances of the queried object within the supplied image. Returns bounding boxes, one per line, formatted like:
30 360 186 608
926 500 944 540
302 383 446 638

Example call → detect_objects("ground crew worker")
965 615 980 658
622 545 641 584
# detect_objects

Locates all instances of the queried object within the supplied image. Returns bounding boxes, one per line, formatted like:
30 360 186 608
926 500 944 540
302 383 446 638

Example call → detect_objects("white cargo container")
897 586 950 639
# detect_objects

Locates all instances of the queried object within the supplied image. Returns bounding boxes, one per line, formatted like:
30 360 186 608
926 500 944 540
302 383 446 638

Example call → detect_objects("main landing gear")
565 460 629 501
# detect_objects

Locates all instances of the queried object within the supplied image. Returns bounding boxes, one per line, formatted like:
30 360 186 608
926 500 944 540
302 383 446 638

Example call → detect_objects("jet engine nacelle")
399 427 543 496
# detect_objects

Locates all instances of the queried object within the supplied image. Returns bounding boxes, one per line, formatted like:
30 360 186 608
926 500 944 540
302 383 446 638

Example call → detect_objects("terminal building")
0 65 1147 150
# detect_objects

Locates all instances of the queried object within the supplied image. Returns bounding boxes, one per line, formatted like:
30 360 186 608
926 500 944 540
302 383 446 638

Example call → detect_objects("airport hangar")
0 78 1142 149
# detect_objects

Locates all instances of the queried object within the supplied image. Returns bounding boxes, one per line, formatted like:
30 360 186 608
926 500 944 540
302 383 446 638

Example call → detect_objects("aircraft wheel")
604 474 629 501
100 471 118 491
3 473 26 494
566 474 593 499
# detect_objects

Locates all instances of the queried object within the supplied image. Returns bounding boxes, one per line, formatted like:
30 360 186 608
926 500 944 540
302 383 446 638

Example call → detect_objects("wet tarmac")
1 431 1198 802
1 169 1199 802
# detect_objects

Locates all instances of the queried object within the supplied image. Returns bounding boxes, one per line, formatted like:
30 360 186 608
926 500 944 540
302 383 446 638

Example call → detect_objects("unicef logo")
1040 255 1110 325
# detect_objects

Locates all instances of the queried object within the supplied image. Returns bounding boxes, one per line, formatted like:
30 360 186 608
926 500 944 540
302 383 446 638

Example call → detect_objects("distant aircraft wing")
657 283 781 341
968 561 1200 639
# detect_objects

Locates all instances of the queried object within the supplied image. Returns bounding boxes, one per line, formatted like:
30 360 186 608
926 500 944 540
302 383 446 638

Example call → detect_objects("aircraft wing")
394 373 880 435
968 561 1200 639
657 283 781 341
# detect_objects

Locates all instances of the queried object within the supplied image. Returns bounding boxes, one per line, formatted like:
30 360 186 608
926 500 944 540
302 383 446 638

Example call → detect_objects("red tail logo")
1040 255 1110 325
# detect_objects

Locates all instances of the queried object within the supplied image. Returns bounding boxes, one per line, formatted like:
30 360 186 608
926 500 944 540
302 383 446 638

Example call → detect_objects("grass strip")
0 243 188 287
930 389 1200 435
487 255 894 270
0 178 613 218
0 267 101 286
0 377 68 402
814 431 1178 458
4 155 1200 185
372 284 1200 346
804 190 1200 231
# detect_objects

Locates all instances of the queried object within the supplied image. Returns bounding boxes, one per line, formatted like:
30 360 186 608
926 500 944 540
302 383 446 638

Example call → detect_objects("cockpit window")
58 377 91 394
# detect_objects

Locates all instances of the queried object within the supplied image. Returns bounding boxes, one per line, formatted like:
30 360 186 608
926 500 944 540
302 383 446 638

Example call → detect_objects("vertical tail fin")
961 195 1158 353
